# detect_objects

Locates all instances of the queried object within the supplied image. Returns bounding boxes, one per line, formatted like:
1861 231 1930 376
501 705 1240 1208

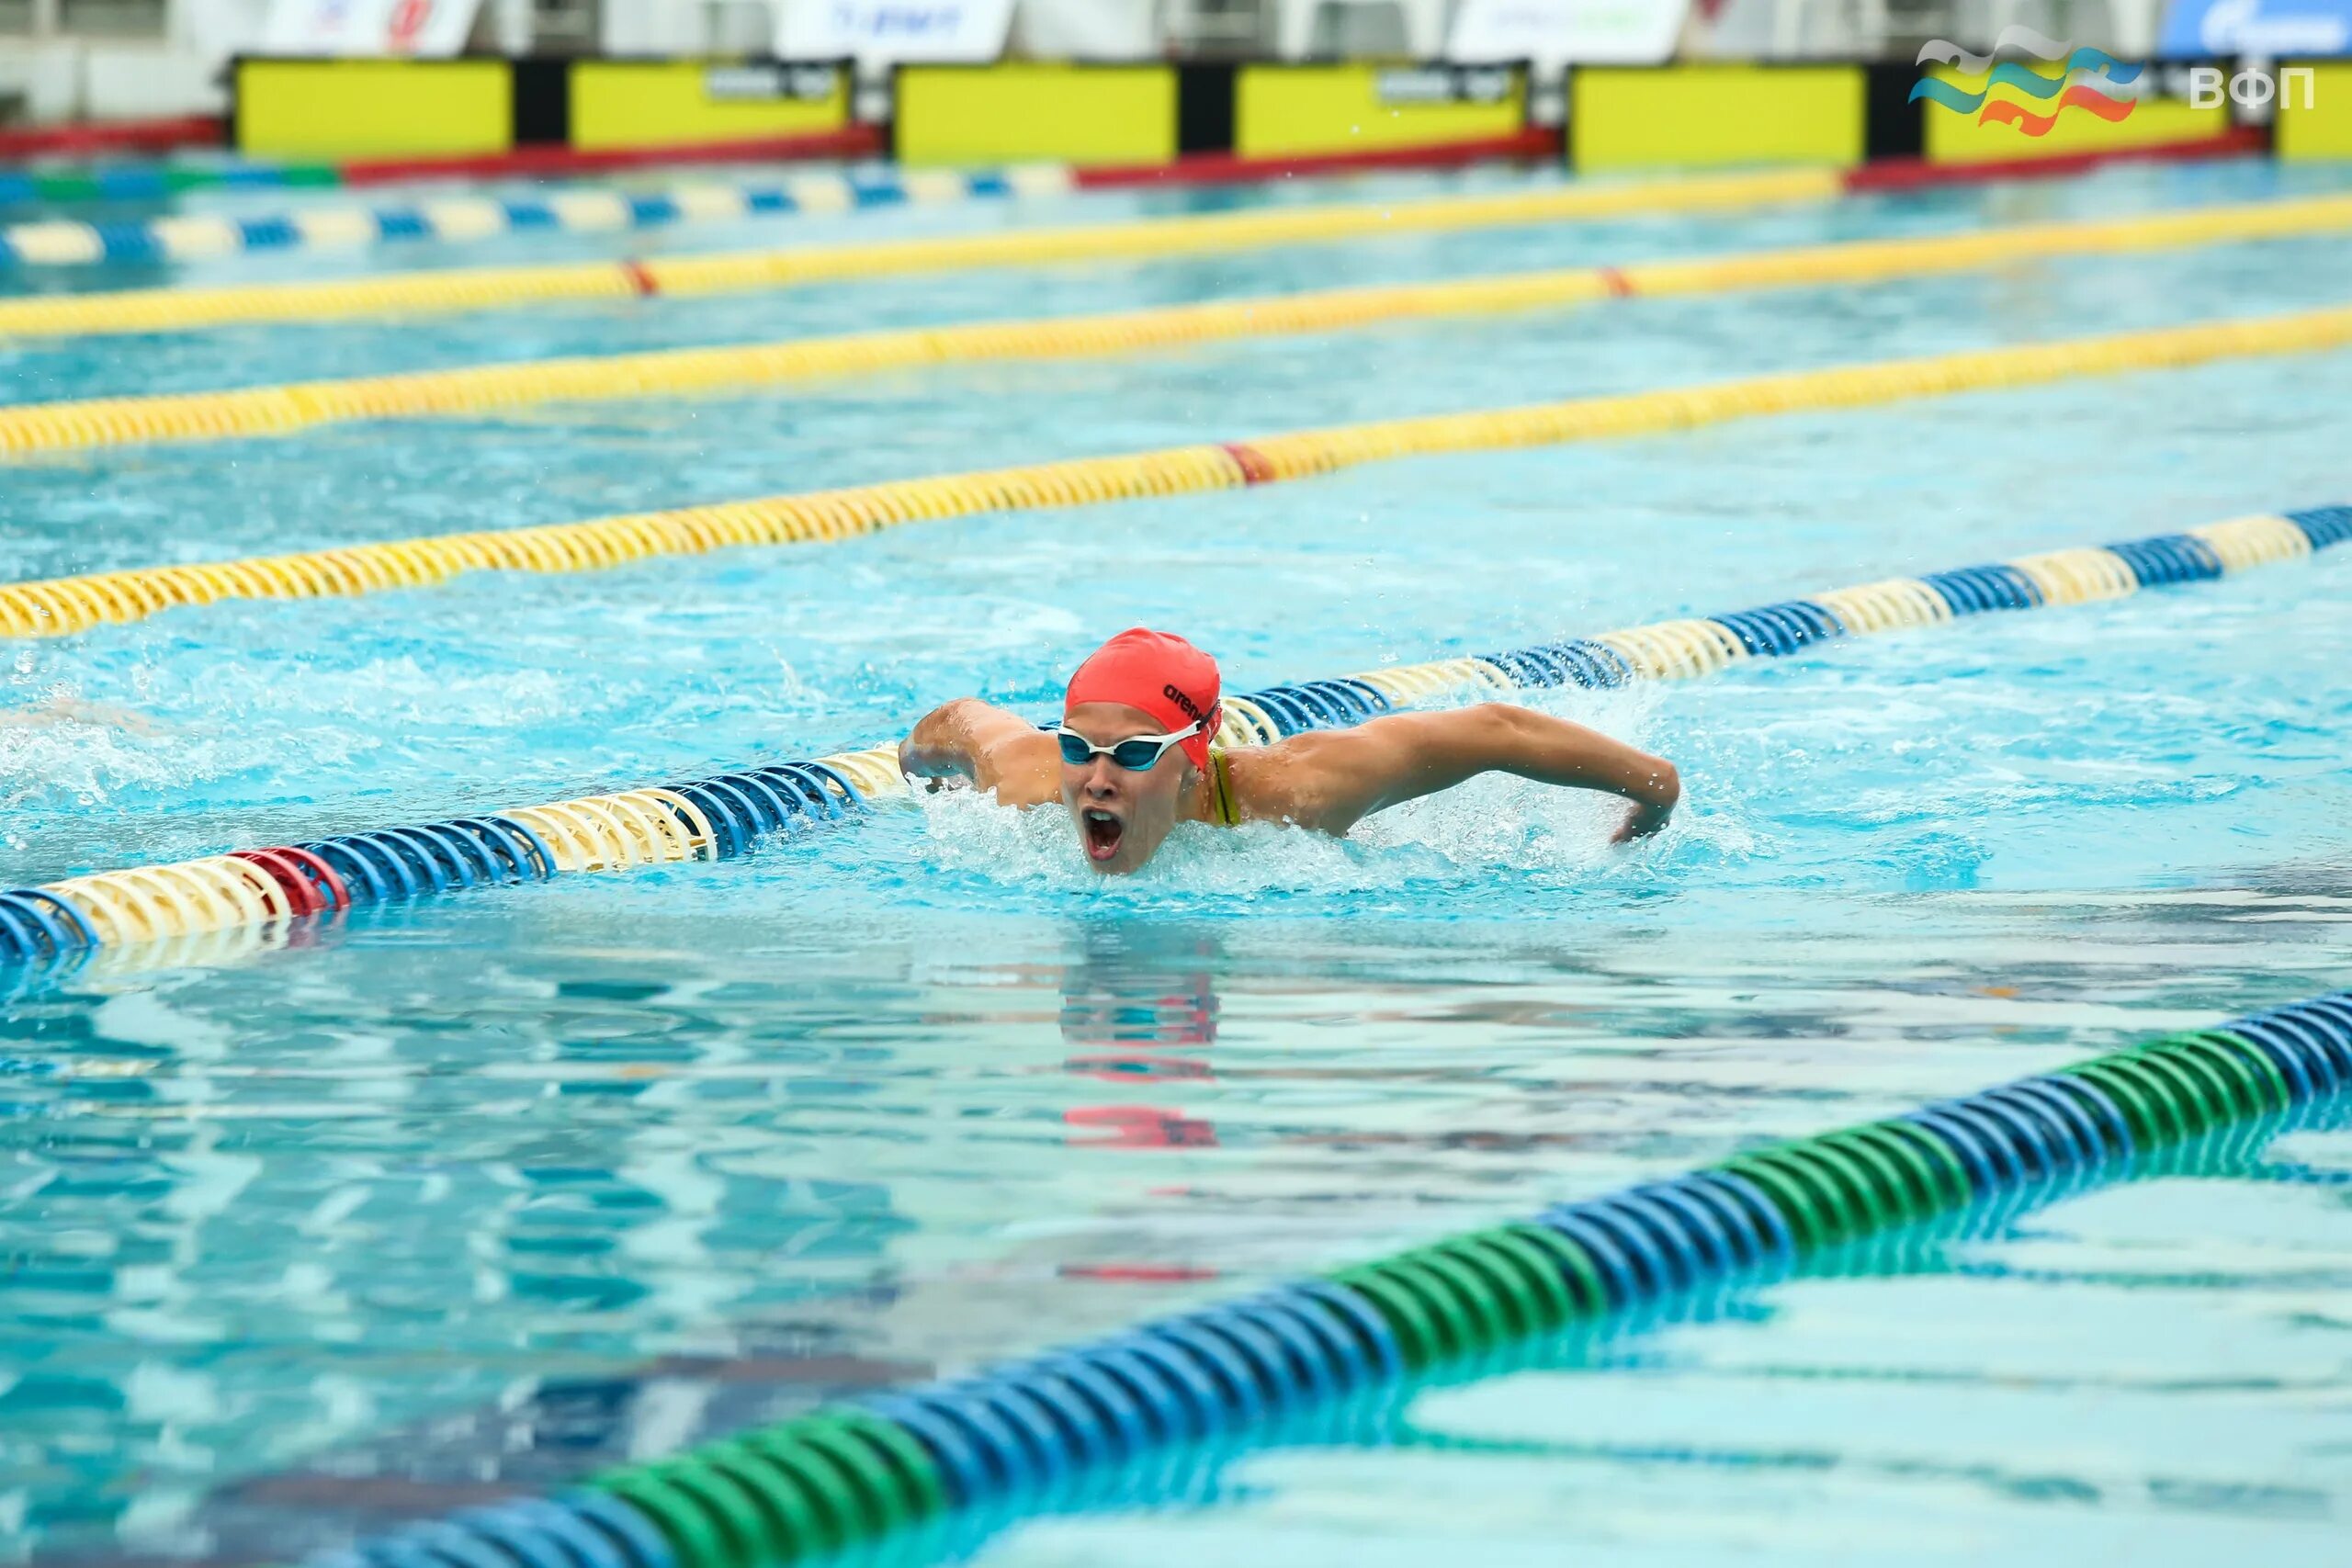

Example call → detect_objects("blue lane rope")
0 164 1068 268
3 505 2343 976
305 987 2352 1568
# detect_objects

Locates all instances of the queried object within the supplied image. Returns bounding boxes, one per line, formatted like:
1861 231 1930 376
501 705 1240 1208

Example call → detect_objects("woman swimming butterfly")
899 627 1679 875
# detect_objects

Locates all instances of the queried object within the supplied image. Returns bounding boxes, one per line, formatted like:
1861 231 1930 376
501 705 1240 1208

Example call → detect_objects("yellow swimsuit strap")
1207 745 1241 828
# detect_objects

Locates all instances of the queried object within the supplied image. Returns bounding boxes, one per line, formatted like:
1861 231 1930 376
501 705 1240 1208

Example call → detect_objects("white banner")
1011 0 1158 58
1446 0 1690 67
259 0 483 56
775 0 1016 64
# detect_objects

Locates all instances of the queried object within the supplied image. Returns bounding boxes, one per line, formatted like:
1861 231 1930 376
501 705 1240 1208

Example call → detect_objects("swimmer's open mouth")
1082 808 1125 863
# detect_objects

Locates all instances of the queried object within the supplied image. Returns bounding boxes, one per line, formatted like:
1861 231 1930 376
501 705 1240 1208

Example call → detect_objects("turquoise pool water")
3 155 2351 1563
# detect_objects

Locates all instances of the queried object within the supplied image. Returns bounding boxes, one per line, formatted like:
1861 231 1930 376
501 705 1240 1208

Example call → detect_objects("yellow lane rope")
9 192 2351 458
7 299 2351 641
0 168 1845 343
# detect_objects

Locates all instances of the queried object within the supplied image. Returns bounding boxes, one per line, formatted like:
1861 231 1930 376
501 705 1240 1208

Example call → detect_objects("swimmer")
900 627 1679 875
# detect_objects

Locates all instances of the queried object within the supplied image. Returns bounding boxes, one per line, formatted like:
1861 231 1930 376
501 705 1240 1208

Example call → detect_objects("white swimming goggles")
1055 720 1201 772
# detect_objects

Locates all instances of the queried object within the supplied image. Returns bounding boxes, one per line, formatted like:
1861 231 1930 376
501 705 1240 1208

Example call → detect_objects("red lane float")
0 113 222 161
1074 128 1566 191
230 848 350 915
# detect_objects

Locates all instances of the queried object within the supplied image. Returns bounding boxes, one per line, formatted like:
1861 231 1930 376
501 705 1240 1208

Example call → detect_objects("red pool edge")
0 116 2263 197
0 112 223 159
1074 128 1568 189
1844 126 2271 192
335 124 888 186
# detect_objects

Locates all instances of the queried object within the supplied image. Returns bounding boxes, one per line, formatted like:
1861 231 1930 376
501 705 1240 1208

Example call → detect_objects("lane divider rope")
5 504 2343 976
0 161 339 204
0 168 1848 340
0 121 2247 212
0 126 2273 277
0 164 1081 270
8 191 2351 458
6 305 2352 641
0 122 2253 265
0 126 886 199
299 984 2352 1568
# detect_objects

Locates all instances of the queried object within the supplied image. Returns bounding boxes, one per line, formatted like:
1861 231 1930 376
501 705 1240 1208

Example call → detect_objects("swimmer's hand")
900 697 1039 796
1610 752 1679 843
1611 795 1675 844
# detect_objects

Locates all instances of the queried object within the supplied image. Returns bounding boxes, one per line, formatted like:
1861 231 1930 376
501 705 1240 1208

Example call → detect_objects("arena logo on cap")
1909 28 2142 135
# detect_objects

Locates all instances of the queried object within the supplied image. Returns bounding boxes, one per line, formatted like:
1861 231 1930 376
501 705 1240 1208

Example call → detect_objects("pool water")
4 154 2352 1564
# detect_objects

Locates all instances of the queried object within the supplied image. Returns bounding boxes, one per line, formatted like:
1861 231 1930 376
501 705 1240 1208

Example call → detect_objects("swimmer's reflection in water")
1059 923 1220 1055
1059 923 1221 1153
901 626 1679 876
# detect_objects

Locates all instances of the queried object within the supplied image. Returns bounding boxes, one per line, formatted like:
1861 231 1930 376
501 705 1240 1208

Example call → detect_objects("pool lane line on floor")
12 190 2352 459
299 985 2352 1568
3 505 2341 979
0 166 1851 340
7 301 2352 643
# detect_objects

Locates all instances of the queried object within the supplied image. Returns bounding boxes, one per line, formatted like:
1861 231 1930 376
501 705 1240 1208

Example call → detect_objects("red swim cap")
1065 627 1221 770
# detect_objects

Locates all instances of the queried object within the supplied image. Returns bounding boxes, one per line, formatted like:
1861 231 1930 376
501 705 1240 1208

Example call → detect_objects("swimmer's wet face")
1060 701 1197 874
1056 626 1225 875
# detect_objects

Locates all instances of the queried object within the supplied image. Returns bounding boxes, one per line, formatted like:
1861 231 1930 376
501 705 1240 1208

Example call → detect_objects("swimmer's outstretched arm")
1279 703 1679 843
899 698 1042 794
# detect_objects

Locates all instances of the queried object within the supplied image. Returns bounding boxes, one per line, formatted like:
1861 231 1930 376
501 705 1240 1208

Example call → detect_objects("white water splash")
903 684 1751 908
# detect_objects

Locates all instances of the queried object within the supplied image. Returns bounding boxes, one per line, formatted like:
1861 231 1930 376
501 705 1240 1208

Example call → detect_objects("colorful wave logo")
1910 28 2142 137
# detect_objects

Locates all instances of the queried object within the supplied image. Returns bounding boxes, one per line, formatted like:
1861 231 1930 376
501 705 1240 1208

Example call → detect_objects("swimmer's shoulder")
1222 731 1356 829
985 728 1063 807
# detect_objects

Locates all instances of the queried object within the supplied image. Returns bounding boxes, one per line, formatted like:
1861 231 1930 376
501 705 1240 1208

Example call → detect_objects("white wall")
601 0 734 53
0 0 261 120
0 0 548 123
0 40 238 124
601 0 777 53
1011 0 1158 55
599 0 1163 59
